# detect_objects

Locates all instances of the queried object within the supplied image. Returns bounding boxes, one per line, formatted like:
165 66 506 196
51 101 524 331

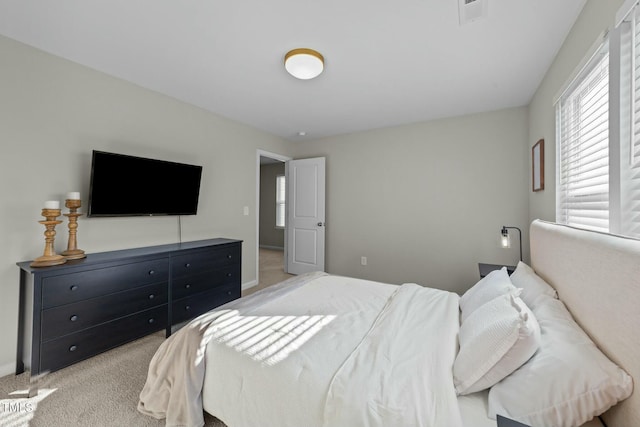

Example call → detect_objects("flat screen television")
88 150 203 217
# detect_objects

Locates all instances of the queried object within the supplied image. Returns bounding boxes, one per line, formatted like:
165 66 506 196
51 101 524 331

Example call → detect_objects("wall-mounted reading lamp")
501 226 523 262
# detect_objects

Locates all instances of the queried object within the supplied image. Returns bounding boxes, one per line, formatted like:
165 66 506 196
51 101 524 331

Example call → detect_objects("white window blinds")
632 7 640 166
557 3 640 239
276 175 286 228
556 44 610 232
620 5 640 237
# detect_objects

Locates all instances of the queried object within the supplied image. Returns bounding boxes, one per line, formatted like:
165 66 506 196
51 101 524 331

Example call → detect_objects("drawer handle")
185 263 191 268
148 270 155 276
148 294 155 300
227 254 232 259
148 318 155 324
70 315 78 322
185 305 191 311
185 284 191 289
227 291 232 296
227 272 232 277
70 285 79 291
69 345 77 352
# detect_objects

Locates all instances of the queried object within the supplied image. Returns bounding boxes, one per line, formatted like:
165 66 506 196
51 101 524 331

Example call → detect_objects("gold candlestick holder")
62 199 86 260
30 208 67 268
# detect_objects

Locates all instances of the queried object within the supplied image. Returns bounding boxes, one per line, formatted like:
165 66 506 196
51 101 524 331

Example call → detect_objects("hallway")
243 248 293 297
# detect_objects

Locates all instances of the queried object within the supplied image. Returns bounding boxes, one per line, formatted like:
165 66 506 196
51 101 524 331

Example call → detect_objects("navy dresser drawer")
41 282 168 341
42 258 169 308
172 265 240 300
172 284 240 325
171 244 240 278
40 305 167 373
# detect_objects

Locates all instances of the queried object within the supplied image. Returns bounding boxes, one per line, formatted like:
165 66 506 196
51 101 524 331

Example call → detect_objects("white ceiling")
0 0 586 142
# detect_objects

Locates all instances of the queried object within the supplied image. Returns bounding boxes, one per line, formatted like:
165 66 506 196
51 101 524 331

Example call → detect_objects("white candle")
66 192 80 200
44 200 60 209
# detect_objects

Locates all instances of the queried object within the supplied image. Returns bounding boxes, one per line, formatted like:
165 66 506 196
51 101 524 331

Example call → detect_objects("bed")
138 220 639 427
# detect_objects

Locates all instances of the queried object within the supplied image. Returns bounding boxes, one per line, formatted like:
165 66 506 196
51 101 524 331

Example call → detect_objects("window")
554 6 640 239
556 41 610 233
276 175 286 228
619 3 640 237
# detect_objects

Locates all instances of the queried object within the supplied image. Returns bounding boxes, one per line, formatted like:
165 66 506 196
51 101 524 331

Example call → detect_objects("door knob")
317 222 324 227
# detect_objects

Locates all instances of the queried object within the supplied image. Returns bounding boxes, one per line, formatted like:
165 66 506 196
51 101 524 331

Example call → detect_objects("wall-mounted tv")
88 150 203 217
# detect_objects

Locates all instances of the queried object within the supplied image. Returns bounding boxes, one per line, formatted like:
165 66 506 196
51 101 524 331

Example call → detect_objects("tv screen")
88 150 203 217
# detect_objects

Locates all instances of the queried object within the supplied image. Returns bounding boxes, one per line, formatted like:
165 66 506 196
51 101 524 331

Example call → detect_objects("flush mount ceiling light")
284 48 324 80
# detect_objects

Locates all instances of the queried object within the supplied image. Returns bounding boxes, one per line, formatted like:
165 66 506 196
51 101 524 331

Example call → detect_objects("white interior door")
286 157 326 274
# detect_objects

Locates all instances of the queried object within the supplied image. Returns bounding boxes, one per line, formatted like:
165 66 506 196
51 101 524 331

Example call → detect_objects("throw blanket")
138 271 328 427
138 273 462 427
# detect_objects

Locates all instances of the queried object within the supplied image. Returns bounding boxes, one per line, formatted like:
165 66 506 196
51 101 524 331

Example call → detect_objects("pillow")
509 261 557 308
454 293 540 395
459 267 519 323
488 297 633 427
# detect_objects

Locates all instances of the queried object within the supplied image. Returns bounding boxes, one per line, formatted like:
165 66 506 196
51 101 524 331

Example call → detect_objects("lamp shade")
500 226 523 261
284 48 324 80
500 232 511 248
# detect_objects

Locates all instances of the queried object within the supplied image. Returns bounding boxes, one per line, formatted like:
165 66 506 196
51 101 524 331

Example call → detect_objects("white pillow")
509 261 557 308
488 297 633 427
459 267 519 323
454 294 540 395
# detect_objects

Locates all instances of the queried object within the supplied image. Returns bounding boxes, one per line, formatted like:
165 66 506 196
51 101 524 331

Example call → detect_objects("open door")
286 157 326 274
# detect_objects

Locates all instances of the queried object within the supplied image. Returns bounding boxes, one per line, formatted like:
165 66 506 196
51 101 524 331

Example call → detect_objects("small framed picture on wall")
532 139 544 192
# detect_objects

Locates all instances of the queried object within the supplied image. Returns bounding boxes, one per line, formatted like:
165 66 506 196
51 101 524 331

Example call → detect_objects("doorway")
254 150 293 294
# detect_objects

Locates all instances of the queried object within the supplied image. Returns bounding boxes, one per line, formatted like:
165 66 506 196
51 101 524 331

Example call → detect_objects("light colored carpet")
244 248 293 297
0 332 227 427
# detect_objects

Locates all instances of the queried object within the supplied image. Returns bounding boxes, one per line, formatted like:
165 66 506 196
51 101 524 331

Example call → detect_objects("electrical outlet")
361 256 367 266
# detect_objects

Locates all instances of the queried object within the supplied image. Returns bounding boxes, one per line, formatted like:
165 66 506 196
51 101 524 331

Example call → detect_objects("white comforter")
139 272 462 427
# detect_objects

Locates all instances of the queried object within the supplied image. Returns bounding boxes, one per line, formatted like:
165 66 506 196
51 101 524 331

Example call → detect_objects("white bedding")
457 391 605 427
139 269 611 427
139 271 463 427
202 273 462 427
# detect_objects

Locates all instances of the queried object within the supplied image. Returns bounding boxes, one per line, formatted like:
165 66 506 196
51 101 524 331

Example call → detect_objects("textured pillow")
459 267 519 323
454 294 540 395
509 261 557 308
488 297 633 427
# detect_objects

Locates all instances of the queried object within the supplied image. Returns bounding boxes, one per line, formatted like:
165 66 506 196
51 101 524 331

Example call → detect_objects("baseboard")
0 361 15 378
242 280 258 291
259 245 284 251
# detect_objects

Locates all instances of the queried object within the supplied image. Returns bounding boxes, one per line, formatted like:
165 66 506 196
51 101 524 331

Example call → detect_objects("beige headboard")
530 220 640 427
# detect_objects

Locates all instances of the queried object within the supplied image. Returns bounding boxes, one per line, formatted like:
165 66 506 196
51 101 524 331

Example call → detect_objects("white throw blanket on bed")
138 272 462 427
138 271 328 427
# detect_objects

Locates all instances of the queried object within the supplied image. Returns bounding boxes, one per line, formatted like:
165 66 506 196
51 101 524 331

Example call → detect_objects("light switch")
243 206 249 216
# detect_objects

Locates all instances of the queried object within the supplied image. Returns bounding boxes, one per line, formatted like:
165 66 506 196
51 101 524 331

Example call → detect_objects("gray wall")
292 107 530 296
528 0 625 224
259 162 285 248
0 35 293 375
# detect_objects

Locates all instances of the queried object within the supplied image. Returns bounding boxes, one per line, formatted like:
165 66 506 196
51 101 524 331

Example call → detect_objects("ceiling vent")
458 0 488 25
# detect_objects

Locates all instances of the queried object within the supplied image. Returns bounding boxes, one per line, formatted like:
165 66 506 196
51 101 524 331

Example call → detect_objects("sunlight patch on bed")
202 313 336 366
0 388 56 427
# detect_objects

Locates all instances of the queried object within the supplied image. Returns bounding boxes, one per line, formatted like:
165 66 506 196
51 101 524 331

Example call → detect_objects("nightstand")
497 414 531 427
478 263 516 278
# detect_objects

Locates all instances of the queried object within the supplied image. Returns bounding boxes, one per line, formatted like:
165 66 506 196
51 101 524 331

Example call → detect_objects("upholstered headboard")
530 220 640 427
